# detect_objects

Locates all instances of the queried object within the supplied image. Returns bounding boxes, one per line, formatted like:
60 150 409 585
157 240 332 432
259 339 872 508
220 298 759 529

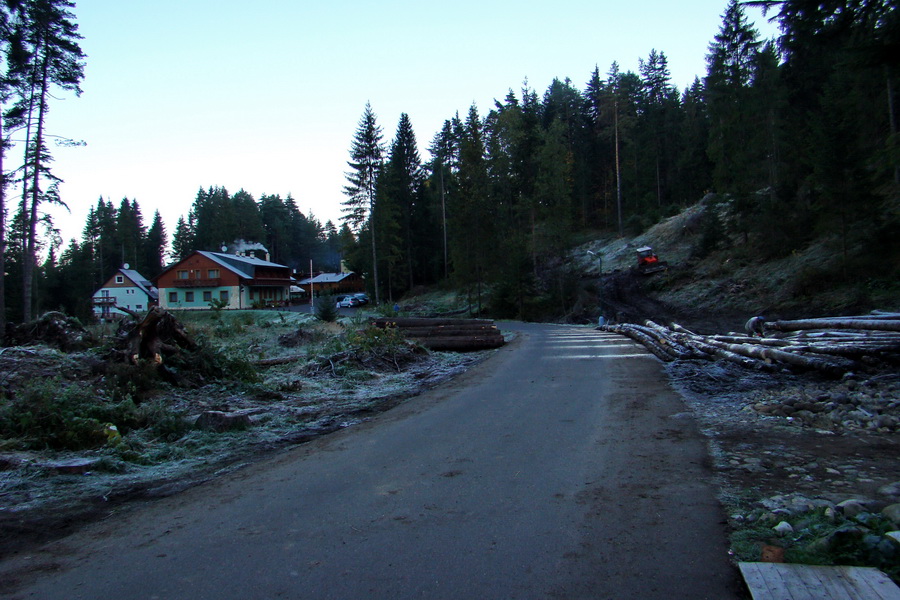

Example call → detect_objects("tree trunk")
0 111 5 342
614 99 623 237
22 53 51 323
370 194 380 305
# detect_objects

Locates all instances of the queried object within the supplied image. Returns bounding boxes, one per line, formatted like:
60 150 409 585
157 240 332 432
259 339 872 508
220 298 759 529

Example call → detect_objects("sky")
40 0 781 248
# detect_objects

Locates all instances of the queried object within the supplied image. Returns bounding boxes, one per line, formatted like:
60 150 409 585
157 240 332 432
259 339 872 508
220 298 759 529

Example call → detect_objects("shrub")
0 377 193 451
316 300 338 323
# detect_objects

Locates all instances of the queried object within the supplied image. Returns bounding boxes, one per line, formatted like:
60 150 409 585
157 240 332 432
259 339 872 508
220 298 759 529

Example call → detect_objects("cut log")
766 318 900 333
371 317 505 351
414 336 506 351
372 317 496 328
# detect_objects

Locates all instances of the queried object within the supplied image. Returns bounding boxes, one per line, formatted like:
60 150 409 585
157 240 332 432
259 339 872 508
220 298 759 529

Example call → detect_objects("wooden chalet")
155 251 293 310
296 271 364 296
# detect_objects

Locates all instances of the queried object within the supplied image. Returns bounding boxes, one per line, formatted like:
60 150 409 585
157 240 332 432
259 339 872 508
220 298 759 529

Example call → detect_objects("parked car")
337 295 360 308
353 293 370 305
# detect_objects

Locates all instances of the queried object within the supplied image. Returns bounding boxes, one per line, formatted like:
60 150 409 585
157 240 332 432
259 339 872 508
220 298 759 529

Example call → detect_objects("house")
296 271 364 296
92 265 159 320
155 251 294 310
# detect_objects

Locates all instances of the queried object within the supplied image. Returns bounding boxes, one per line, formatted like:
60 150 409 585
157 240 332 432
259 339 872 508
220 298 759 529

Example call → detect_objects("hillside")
571 197 900 332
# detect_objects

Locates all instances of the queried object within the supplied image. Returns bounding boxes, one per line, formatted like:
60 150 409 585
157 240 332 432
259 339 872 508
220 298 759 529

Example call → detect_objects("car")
353 293 370 305
337 295 360 308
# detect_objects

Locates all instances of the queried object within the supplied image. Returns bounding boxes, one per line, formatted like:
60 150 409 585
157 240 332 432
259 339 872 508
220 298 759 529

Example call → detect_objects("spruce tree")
383 113 424 293
11 0 85 322
342 102 385 303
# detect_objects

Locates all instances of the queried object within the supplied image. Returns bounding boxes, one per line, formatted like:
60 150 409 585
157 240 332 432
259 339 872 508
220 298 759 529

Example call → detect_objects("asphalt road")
2 322 741 599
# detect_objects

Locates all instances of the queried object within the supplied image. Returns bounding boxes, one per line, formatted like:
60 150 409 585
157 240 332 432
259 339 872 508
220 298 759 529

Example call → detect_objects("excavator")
636 246 668 274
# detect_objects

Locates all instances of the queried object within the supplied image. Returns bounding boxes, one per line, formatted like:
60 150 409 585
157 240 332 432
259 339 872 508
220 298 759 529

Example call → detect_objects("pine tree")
342 102 385 303
705 0 764 241
143 210 167 275
382 113 424 293
452 104 491 312
10 0 85 322
171 215 195 261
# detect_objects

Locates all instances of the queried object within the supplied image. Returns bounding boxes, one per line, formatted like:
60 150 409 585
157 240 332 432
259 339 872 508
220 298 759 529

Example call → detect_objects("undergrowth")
728 504 900 583
0 378 189 452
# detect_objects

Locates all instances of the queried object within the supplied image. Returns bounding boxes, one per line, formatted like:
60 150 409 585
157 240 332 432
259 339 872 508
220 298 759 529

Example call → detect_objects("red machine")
636 246 668 274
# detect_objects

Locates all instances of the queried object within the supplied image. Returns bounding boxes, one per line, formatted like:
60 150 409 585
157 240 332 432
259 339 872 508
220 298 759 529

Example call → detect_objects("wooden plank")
739 563 900 600
843 567 900 600
739 563 779 598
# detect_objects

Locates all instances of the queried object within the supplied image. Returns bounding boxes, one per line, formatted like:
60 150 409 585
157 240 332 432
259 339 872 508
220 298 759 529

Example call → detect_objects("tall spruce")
342 102 384 303
9 0 84 322
383 113 424 293
705 0 763 241
0 0 22 338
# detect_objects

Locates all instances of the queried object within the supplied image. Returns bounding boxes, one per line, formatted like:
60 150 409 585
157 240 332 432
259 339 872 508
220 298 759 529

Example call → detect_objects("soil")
667 360 900 513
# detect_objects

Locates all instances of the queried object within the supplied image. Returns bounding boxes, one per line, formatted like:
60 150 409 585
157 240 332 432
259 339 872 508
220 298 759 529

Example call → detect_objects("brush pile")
600 312 900 376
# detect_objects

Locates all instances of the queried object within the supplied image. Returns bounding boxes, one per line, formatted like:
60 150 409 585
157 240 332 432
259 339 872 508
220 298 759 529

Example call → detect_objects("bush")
315 300 338 323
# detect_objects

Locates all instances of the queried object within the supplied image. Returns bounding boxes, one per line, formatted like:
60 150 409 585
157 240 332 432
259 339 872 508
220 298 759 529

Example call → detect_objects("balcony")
172 278 221 288
248 277 293 287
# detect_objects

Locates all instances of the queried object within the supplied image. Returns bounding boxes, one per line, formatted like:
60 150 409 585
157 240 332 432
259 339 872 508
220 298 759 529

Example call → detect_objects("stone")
878 481 900 499
837 499 869 518
43 457 102 474
194 411 252 433
877 537 897 560
773 521 794 536
882 504 900 526
809 525 867 553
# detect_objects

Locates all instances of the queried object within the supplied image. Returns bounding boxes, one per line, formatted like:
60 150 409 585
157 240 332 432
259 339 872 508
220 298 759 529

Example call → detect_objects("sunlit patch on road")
543 329 653 360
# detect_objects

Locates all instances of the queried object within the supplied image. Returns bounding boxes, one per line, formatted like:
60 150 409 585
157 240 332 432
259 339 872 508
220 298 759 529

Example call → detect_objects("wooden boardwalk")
739 562 900 600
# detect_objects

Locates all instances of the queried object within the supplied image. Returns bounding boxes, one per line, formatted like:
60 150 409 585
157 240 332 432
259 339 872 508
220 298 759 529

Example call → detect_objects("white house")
92 265 159 319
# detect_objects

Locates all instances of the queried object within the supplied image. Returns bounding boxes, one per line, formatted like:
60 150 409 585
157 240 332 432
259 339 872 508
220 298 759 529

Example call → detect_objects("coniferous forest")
1 0 898 326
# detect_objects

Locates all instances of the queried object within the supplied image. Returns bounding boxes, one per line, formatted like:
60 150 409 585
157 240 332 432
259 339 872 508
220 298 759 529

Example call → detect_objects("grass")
726 500 900 583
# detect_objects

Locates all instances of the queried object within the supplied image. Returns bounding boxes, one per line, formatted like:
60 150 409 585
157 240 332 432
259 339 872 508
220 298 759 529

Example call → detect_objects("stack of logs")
371 317 505 351
599 312 900 376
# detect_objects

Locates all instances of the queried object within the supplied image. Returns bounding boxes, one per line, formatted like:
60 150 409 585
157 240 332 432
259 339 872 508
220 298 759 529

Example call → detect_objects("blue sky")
43 0 779 247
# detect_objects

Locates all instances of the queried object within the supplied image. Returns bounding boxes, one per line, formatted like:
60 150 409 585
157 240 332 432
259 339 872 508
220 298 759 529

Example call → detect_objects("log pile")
371 317 505 351
599 312 900 376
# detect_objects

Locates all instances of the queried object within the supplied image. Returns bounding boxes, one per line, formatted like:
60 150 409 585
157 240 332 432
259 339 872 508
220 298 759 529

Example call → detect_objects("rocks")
837 499 871 518
42 457 102 474
750 375 900 433
194 411 252 433
773 521 794 536
879 481 900 500
882 503 900 526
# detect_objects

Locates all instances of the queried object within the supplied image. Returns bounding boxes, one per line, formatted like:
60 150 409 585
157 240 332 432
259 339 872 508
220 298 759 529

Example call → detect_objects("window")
177 270 189 280
136 305 142 310
220 290 229 303
185 291 194 302
208 269 219 278
203 291 212 302
115 275 124 284
169 292 178 303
